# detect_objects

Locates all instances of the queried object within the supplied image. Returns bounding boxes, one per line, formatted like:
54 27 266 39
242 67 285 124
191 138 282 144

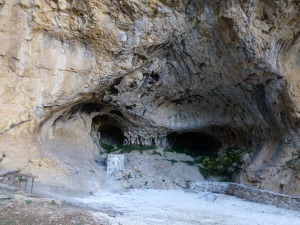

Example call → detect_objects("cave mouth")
99 125 125 146
167 132 222 157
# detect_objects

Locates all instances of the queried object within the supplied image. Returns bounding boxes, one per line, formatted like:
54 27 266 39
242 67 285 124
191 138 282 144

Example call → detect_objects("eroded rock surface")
0 0 299 195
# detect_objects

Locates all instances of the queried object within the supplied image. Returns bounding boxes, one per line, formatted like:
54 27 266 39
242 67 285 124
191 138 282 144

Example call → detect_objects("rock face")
109 151 204 190
0 0 299 195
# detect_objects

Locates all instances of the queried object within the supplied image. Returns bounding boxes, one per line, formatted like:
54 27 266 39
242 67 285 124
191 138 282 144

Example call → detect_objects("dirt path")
72 189 300 225
1 187 299 225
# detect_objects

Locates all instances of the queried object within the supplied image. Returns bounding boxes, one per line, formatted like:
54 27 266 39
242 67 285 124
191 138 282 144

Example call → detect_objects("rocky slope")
0 0 299 195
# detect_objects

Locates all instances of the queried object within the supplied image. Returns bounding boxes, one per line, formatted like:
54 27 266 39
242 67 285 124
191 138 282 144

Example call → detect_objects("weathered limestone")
0 0 299 194
111 151 205 190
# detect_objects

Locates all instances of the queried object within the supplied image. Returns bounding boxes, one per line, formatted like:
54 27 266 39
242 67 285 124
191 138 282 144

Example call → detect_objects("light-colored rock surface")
0 0 299 195
164 152 194 162
109 151 204 189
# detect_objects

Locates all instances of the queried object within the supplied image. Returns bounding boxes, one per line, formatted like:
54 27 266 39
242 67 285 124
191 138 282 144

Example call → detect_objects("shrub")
100 143 115 153
199 147 243 180
119 145 156 153
25 200 33 205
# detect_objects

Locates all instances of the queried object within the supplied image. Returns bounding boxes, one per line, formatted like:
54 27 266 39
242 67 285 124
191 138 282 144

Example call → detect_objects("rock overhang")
0 0 299 195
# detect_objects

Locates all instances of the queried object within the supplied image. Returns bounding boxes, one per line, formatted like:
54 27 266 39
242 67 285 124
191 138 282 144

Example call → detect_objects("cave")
99 125 124 146
167 132 222 157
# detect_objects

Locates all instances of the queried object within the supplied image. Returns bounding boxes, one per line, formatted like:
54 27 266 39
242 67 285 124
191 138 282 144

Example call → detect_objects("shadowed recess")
99 125 124 145
167 132 222 156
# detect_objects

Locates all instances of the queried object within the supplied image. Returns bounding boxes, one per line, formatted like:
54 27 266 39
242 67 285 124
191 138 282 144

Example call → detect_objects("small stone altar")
106 154 125 175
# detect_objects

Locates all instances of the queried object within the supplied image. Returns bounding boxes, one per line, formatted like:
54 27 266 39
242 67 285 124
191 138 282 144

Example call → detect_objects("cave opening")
167 132 222 157
92 114 125 147
80 103 103 114
99 125 125 146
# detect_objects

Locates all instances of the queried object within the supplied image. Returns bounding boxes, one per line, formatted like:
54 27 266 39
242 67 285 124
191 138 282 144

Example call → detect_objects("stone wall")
188 181 229 194
189 181 300 211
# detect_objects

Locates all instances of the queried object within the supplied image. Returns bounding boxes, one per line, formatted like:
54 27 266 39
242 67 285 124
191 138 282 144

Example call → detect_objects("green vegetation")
123 173 133 180
25 200 33 205
200 155 219 178
282 152 300 171
101 142 244 182
164 146 186 154
0 197 13 201
167 159 178 165
100 143 115 153
152 7 159 16
220 177 234 183
164 145 243 180
269 25 277 32
199 147 243 180
181 160 197 166
100 143 156 153
199 167 209 179
118 144 156 153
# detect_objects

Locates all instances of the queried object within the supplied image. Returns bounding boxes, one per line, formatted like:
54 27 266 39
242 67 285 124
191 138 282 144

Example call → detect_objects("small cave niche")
80 103 103 115
92 115 125 147
150 72 160 82
167 132 222 157
99 125 124 146
110 110 124 118
109 86 119 95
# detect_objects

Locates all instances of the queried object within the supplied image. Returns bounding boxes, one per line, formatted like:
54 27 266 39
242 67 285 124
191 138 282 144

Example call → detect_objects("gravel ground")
1 186 300 225
71 189 300 225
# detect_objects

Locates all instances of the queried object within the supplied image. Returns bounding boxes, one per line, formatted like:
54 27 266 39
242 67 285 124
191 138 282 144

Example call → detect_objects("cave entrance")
167 132 222 157
99 125 124 146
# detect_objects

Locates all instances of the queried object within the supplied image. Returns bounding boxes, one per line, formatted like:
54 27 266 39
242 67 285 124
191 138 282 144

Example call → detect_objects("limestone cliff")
0 0 299 195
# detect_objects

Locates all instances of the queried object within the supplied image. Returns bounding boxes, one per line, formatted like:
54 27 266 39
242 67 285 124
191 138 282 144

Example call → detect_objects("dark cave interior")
167 132 222 157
